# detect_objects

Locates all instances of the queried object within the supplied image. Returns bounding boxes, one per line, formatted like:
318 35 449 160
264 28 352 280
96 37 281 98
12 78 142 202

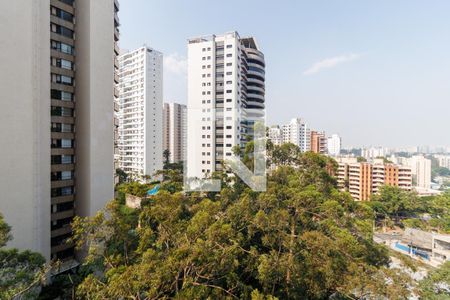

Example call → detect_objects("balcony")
51 209 75 221
51 225 72 238
51 164 75 172
51 241 75 254
51 179 74 189
51 195 74 205
114 27 120 42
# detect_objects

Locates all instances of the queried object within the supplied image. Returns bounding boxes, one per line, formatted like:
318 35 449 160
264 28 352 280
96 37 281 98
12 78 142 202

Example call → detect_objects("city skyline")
119 0 450 148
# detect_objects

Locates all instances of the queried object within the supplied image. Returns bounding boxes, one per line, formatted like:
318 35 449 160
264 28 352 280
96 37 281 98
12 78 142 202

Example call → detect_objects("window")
61 155 73 164
226 45 232 48
59 0 74 6
226 63 232 66
61 186 73 196
61 171 72 180
53 58 73 70
60 59 72 70
226 81 232 84
226 72 232 75
226 53 232 57
51 89 73 101
51 23 74 38
51 106 73 117
51 6 74 22
61 124 72 132
61 139 72 148
52 74 73 85
51 40 74 55
226 90 232 94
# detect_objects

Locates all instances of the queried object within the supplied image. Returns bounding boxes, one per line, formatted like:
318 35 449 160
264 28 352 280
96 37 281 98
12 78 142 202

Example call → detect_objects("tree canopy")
0 213 47 299
70 149 416 299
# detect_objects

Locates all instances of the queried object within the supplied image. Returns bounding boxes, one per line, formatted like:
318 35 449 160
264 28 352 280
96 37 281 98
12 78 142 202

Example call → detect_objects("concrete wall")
0 0 51 259
144 49 163 178
75 0 115 218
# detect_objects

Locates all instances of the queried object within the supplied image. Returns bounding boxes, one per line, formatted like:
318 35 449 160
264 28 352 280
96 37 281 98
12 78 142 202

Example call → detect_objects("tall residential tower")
282 118 311 152
163 102 187 163
0 0 119 261
117 46 163 179
186 32 265 179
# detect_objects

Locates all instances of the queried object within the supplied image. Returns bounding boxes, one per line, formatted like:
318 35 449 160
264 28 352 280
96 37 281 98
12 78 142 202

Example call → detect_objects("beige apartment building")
310 131 327 154
0 0 119 262
337 158 412 201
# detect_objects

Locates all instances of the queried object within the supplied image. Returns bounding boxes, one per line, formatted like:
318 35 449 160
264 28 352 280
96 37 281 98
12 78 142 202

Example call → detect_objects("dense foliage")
370 186 450 233
69 150 416 299
0 213 47 299
419 261 450 299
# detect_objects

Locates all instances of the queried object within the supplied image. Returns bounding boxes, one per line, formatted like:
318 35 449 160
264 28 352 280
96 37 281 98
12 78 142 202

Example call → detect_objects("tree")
115 168 128 184
0 213 11 247
357 156 367 162
71 153 412 299
419 261 450 299
370 186 420 219
370 187 450 233
0 213 47 299
163 149 170 169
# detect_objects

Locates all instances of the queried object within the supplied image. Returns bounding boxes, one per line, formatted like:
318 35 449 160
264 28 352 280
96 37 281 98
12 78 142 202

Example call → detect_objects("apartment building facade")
337 158 412 201
0 0 119 261
163 102 187 163
186 32 265 179
281 118 310 152
117 46 163 179
435 154 450 169
310 131 327 154
409 155 432 189
268 126 283 146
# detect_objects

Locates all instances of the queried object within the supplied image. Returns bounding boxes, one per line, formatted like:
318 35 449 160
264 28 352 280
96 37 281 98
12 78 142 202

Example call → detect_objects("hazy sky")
119 0 450 148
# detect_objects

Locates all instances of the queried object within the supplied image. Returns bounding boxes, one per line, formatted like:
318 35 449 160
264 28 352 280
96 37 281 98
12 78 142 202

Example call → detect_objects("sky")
119 0 450 148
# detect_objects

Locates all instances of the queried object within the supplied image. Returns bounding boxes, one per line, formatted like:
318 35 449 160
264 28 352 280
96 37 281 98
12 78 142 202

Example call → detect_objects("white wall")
75 0 115 218
0 0 51 259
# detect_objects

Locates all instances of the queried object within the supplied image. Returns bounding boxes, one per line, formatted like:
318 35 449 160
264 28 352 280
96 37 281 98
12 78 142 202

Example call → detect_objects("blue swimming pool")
394 242 430 260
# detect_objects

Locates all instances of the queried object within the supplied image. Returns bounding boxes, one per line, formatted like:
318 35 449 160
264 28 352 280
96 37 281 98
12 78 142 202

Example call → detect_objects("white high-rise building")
0 0 119 261
186 32 265 179
435 154 450 169
282 118 310 152
327 134 342 156
118 46 163 179
268 126 282 146
163 102 187 163
408 155 432 189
